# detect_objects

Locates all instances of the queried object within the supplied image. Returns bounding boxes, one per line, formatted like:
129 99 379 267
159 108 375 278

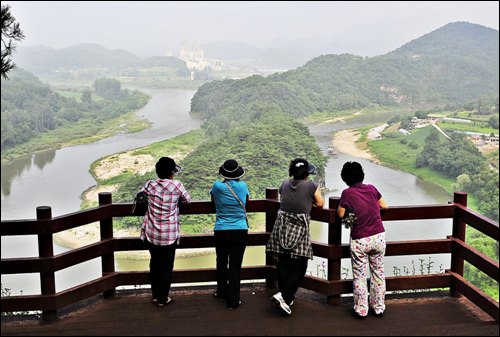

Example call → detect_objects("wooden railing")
1 189 498 322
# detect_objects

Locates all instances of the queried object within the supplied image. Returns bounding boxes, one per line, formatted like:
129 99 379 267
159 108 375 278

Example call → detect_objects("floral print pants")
350 232 386 316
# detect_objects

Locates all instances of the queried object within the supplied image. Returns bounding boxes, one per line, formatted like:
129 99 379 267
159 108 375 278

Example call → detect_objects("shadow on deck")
1 284 498 336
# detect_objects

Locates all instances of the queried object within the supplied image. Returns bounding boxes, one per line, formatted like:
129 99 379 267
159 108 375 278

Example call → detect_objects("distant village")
174 39 241 80
398 116 499 148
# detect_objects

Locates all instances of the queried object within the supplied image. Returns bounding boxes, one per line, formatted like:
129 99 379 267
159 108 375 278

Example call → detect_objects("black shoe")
227 300 242 309
213 292 226 302
157 296 174 307
373 310 384 317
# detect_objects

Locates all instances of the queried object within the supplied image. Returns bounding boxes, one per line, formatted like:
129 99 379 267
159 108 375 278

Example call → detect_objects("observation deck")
1 189 498 336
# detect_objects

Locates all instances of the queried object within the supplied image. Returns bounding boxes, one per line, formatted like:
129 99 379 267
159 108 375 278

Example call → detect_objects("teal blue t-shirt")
210 180 249 231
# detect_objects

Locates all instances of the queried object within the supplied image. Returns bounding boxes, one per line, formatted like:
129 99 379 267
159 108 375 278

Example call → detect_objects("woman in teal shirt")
210 159 250 309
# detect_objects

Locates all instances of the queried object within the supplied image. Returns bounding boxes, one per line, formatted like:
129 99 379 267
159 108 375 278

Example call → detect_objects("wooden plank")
4 286 498 336
381 204 455 221
452 237 499 282
455 204 499 241
449 270 499 322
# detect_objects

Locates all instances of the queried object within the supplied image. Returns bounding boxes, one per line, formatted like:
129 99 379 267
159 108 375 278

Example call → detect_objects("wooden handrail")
1 190 498 322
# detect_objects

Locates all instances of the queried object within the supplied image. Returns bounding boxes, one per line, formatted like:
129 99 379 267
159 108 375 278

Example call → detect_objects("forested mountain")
1 71 151 159
190 22 499 136
14 44 192 82
15 44 142 75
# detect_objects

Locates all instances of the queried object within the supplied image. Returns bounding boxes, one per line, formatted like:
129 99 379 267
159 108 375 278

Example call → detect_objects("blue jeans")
214 230 248 308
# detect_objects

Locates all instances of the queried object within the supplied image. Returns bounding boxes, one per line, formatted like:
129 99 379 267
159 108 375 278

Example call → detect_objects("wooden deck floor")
1 285 498 336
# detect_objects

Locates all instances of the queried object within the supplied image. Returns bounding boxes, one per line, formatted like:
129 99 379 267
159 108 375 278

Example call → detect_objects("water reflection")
33 149 56 170
1 155 33 196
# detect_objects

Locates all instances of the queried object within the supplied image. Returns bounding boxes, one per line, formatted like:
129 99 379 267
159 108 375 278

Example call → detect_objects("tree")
81 89 93 104
488 114 499 129
1 4 25 79
93 78 121 100
415 110 428 119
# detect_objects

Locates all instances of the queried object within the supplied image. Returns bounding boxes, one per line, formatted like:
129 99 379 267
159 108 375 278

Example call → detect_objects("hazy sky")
3 1 499 57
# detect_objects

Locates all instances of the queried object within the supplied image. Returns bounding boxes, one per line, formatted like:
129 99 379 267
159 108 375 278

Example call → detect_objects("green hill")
15 44 142 75
190 22 499 136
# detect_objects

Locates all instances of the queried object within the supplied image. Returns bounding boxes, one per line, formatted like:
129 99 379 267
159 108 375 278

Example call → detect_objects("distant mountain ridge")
15 43 142 74
190 22 499 135
391 22 499 59
201 21 499 68
14 21 498 74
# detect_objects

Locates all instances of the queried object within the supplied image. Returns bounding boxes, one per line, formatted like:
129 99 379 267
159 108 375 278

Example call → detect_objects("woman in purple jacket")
337 161 388 319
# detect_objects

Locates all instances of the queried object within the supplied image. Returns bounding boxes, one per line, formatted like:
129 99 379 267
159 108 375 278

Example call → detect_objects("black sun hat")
219 159 245 180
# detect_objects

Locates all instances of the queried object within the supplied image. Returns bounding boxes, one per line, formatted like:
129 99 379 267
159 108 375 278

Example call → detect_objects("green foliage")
453 170 500 223
418 130 487 177
439 119 498 135
190 23 498 131
1 72 151 159
415 110 429 119
1 4 25 79
14 43 142 76
93 78 121 100
176 113 328 231
182 113 328 198
111 113 328 233
128 56 190 77
369 124 498 299
488 115 499 129
464 226 499 301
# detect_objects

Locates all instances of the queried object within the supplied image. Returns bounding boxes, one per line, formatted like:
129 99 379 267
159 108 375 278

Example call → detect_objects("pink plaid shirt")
140 179 191 246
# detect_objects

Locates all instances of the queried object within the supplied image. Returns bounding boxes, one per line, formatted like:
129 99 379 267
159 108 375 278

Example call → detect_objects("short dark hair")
289 158 310 180
340 161 365 186
155 157 177 179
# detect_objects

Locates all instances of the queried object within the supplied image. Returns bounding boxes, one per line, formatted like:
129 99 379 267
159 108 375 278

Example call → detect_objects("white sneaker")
271 292 291 315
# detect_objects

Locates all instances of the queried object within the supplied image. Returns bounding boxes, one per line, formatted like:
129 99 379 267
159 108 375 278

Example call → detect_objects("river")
1 89 453 295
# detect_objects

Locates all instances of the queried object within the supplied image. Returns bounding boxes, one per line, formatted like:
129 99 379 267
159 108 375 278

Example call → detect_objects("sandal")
157 296 175 307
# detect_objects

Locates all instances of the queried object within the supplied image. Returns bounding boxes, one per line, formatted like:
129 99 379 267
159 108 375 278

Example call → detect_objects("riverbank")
331 124 387 163
54 129 217 259
53 131 214 259
54 123 384 259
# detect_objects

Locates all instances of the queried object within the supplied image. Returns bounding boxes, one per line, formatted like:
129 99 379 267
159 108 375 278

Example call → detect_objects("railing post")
37 206 57 322
450 191 467 298
99 192 115 298
265 187 279 288
327 197 342 305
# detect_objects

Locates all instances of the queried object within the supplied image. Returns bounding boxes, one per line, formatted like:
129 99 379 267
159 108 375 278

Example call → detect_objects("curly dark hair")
340 161 365 186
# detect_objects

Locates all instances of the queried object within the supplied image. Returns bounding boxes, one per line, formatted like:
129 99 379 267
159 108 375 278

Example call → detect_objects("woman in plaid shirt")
140 157 191 307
